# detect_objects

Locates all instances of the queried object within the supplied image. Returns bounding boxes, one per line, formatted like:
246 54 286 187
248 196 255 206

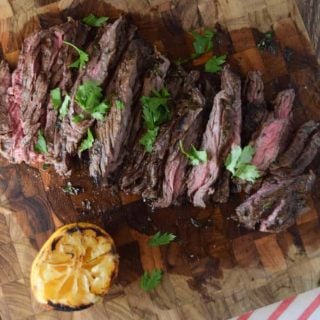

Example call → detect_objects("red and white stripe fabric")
231 288 320 320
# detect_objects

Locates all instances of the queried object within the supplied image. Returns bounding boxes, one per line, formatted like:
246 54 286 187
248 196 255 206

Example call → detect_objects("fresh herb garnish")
191 29 214 58
42 163 50 170
257 31 278 54
149 231 176 247
34 130 48 154
63 41 89 70
179 140 207 166
62 181 81 195
225 145 260 182
72 114 85 123
79 128 94 153
139 88 171 152
82 14 109 27
59 94 71 120
115 99 125 110
140 269 163 292
75 80 110 121
205 55 226 73
50 88 61 110
139 127 159 153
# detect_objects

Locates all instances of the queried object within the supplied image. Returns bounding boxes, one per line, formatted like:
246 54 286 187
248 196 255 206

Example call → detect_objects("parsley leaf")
225 145 261 182
91 101 110 120
82 14 109 27
64 41 89 70
115 99 125 110
72 114 85 123
191 29 214 58
50 88 61 110
141 88 170 129
62 182 81 195
140 269 163 292
205 55 226 73
149 231 176 247
139 128 159 153
179 140 207 166
139 88 171 152
75 80 110 120
235 164 260 182
59 94 71 120
224 145 242 175
79 128 94 153
34 130 48 154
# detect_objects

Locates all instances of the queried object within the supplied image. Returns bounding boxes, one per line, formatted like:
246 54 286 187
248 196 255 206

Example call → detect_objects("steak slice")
7 20 82 164
154 88 206 208
270 120 319 173
187 66 242 208
242 71 268 145
142 71 202 200
235 171 315 232
120 65 184 194
251 89 295 171
0 61 12 159
60 16 136 157
89 39 153 184
42 22 89 175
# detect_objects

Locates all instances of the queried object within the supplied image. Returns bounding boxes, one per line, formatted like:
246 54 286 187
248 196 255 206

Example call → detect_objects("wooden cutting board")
0 0 320 319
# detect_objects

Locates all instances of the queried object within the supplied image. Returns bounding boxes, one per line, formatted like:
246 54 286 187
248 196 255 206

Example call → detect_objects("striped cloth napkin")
231 287 320 320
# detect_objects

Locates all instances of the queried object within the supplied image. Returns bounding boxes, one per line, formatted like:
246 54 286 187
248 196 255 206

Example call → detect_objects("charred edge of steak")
273 89 295 120
244 71 264 104
89 38 154 185
242 71 268 145
0 60 12 159
270 120 320 173
235 171 315 232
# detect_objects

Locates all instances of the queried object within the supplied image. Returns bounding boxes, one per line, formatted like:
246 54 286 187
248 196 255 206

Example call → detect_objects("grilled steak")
6 20 84 165
45 21 90 175
242 71 268 145
89 39 153 184
61 17 136 160
187 65 241 208
120 65 185 194
154 86 206 208
236 171 315 232
0 61 12 159
142 71 202 200
251 89 295 171
270 120 319 172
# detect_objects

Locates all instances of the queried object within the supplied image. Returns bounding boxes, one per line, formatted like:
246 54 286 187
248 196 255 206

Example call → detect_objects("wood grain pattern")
0 0 319 319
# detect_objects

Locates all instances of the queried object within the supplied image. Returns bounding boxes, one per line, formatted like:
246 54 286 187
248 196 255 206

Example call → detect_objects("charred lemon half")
31 223 118 311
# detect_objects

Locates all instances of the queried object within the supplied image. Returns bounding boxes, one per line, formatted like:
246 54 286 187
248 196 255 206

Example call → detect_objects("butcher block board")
0 0 320 319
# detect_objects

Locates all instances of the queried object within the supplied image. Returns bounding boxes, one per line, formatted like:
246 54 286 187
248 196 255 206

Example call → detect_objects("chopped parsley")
63 41 89 70
140 269 163 292
149 232 176 247
34 130 48 154
75 80 110 121
82 14 109 27
225 145 260 182
139 88 171 152
79 128 94 153
179 140 207 166
205 55 227 73
191 29 214 58
50 88 61 110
